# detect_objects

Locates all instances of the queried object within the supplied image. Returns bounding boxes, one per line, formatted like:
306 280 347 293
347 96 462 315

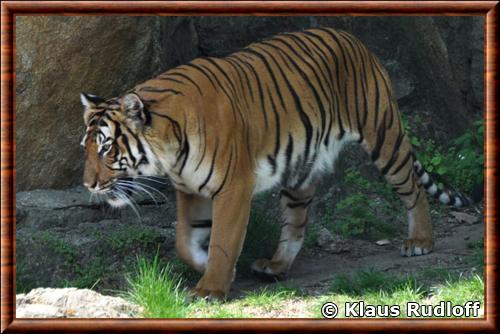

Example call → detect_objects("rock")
16 288 141 318
375 239 391 246
16 187 177 293
317 227 335 248
450 212 479 224
15 17 198 191
194 16 315 57
316 227 348 253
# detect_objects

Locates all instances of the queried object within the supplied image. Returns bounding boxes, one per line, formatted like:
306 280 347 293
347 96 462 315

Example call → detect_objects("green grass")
125 253 188 318
312 266 485 318
122 248 484 319
241 284 297 310
329 268 417 296
430 274 484 308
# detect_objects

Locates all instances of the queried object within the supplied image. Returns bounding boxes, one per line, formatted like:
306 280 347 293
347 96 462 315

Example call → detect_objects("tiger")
80 27 479 300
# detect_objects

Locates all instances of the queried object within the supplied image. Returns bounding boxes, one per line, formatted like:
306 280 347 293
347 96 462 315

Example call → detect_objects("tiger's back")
135 28 402 196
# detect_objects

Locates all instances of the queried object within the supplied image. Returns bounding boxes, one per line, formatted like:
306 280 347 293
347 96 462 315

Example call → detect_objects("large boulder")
15 16 198 191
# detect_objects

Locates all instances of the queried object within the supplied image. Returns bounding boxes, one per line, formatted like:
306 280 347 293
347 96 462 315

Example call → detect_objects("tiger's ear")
121 93 147 127
80 92 105 125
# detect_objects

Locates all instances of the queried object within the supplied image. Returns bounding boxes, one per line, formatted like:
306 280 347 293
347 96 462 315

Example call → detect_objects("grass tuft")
125 253 188 318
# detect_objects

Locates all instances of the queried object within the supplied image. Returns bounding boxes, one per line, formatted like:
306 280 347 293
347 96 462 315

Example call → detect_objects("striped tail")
413 159 482 208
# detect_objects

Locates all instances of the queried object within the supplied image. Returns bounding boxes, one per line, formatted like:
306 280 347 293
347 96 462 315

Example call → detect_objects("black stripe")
157 76 185 85
337 32 364 142
267 37 329 146
287 198 313 209
198 60 245 125
392 166 413 188
139 87 183 95
317 28 350 75
267 155 277 175
148 110 182 144
407 190 421 211
191 220 212 228
391 150 412 176
245 48 313 175
414 165 425 178
230 55 269 129
182 63 219 90
225 57 255 103
198 142 219 191
281 134 294 185
212 149 234 199
380 132 405 175
433 187 443 199
423 180 433 190
371 112 388 162
449 194 456 206
120 134 136 166
178 129 190 176
280 189 300 201
168 71 204 96
267 87 281 158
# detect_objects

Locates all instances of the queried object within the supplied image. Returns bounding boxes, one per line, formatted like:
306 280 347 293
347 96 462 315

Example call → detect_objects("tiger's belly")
253 134 356 194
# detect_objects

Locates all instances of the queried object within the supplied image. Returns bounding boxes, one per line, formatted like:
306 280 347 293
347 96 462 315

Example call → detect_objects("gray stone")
16 187 177 292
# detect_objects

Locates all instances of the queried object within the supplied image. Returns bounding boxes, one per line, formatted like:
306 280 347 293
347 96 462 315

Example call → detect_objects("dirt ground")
231 210 484 299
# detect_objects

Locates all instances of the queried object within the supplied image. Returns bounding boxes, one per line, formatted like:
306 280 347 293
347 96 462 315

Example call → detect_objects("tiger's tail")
413 157 483 208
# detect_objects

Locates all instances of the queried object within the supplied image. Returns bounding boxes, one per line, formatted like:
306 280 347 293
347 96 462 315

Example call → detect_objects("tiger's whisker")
117 181 160 207
113 188 142 222
119 179 169 203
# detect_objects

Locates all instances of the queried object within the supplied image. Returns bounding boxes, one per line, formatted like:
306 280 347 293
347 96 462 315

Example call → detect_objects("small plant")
329 193 398 240
37 232 77 265
107 225 160 252
403 116 484 193
125 253 188 318
239 208 281 271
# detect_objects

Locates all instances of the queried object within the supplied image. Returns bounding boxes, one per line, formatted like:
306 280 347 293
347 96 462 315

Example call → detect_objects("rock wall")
15 16 198 191
15 16 483 191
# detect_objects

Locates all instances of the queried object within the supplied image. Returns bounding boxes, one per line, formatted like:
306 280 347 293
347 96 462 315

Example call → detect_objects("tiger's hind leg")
363 129 433 257
251 185 316 279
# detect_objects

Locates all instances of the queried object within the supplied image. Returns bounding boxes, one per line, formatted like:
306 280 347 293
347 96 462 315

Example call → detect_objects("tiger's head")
80 92 156 208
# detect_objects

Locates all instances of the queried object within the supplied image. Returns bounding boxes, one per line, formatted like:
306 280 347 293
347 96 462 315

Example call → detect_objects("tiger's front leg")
192 181 254 300
175 191 212 274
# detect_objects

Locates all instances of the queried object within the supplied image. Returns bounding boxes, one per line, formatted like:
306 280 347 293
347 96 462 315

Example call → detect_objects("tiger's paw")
190 286 227 302
190 276 228 301
251 259 288 281
400 238 433 257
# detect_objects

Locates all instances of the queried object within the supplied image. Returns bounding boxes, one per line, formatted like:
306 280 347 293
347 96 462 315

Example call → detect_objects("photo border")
1 1 498 332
